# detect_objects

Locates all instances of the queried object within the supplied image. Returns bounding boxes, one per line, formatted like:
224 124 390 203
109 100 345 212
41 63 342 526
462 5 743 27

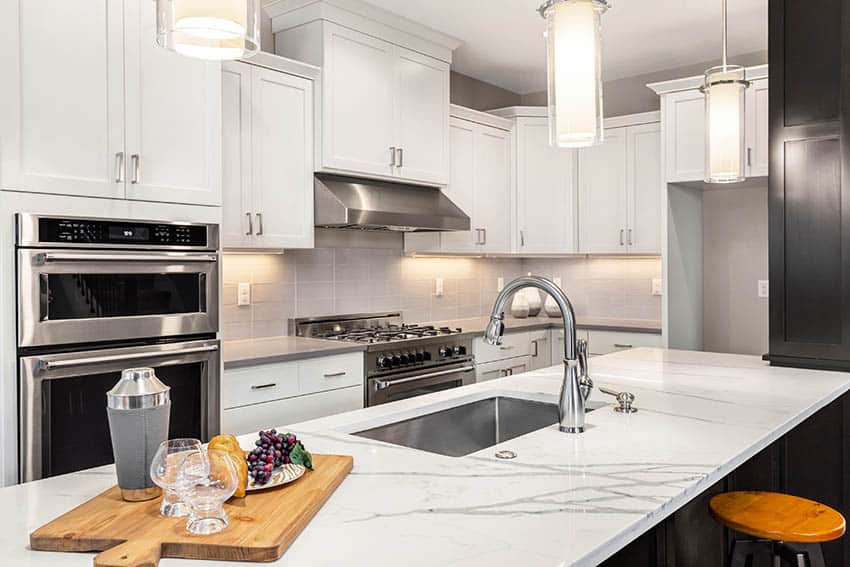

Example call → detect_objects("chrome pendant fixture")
155 0 260 61
538 0 610 148
701 0 749 183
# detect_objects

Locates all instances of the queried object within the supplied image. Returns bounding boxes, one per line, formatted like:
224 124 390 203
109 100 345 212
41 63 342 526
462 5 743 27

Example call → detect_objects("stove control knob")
423 350 432 361
399 352 410 365
454 345 467 356
439 346 450 358
391 353 401 366
414 350 424 362
377 355 392 369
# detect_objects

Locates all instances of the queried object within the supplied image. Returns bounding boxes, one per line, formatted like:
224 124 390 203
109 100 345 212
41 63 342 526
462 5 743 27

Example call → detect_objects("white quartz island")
5 348 850 566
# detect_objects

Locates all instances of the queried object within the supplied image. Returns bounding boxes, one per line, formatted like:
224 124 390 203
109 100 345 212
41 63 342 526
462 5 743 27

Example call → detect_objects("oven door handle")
37 345 220 371
374 365 475 391
36 252 218 264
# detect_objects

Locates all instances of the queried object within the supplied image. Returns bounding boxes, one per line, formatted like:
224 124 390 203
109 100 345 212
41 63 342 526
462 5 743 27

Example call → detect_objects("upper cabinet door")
221 61 252 248
746 78 769 178
664 89 706 182
0 0 126 199
578 127 628 253
250 66 314 249
515 118 577 254
439 119 478 253
124 0 221 206
474 126 512 254
393 47 450 185
627 122 662 254
322 22 395 178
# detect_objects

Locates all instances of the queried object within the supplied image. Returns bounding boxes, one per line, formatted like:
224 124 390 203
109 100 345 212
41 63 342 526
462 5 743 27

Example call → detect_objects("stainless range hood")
314 174 470 232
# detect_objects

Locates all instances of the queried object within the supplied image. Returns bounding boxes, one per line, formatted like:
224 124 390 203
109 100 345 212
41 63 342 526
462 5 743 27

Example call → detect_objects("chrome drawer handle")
246 212 253 236
251 383 277 390
374 365 475 391
114 152 125 183
256 212 264 236
36 252 218 264
613 343 633 349
37 345 219 371
499 345 515 350
323 371 347 378
130 154 140 184
389 146 397 167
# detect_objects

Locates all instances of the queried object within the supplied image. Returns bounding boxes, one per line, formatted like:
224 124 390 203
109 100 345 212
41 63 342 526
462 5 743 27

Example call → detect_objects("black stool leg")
728 539 773 567
773 542 826 567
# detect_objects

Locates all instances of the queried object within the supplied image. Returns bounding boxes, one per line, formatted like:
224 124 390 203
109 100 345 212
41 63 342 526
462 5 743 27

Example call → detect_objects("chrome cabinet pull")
323 371 347 378
389 146 397 167
130 154 140 184
520 230 525 247
250 383 277 391
531 339 539 357
481 227 487 245
396 147 403 167
613 343 633 349
256 213 264 236
627 228 633 246
747 147 753 167
475 228 483 245
245 212 253 236
37 252 217 263
619 229 624 246
499 345 515 351
374 365 475 390
114 152 125 183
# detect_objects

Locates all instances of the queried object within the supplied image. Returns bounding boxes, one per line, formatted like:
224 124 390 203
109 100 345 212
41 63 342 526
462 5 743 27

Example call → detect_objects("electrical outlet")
651 278 663 296
497 277 504 292
758 280 769 298
237 282 251 306
435 277 444 297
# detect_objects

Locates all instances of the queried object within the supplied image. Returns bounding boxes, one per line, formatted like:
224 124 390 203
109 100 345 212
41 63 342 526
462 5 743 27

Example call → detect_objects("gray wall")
520 50 768 116
450 71 521 111
702 185 769 356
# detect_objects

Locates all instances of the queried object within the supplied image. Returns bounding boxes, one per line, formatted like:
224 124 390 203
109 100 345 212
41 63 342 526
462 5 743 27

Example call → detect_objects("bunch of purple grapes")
246 429 299 485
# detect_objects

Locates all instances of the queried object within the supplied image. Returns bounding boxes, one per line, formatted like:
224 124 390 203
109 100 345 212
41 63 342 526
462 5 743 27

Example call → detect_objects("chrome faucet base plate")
559 425 585 433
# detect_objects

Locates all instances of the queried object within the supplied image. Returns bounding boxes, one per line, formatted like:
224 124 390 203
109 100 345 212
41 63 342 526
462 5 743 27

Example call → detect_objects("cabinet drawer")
475 356 531 382
473 331 530 364
587 330 662 355
222 362 299 410
221 385 363 435
298 352 363 395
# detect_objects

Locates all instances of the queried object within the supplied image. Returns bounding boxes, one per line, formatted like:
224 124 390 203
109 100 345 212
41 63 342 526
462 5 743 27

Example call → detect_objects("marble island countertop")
6 348 848 567
224 316 662 368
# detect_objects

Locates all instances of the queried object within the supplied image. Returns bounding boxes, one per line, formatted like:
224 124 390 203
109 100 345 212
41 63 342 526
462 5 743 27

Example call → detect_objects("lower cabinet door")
586 330 663 356
221 385 363 435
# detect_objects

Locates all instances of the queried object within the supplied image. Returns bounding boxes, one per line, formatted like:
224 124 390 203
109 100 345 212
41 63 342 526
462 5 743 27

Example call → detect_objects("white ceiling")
360 0 768 94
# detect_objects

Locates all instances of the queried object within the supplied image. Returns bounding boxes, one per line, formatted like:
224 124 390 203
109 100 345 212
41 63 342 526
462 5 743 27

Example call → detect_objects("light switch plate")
651 278 663 296
758 280 769 298
435 277 444 297
237 282 251 306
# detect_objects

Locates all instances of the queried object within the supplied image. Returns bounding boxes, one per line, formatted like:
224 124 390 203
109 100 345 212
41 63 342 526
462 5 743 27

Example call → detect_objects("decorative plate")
245 462 306 491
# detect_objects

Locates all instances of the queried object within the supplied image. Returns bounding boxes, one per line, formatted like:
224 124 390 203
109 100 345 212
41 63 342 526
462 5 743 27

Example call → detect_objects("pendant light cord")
721 0 728 70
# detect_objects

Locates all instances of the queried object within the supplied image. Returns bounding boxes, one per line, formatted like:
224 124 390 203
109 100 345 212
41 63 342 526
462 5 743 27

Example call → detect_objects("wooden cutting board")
30 454 353 567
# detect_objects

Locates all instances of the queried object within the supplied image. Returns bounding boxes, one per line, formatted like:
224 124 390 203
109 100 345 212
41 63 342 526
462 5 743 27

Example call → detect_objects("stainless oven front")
19 338 220 482
367 360 476 406
18 248 219 347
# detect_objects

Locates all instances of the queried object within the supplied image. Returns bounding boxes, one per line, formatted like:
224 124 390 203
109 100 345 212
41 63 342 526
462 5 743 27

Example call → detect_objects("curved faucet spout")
483 275 587 433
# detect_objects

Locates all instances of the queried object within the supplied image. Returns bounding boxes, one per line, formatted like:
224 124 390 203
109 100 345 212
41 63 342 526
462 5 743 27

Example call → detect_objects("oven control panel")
369 339 471 374
36 217 209 247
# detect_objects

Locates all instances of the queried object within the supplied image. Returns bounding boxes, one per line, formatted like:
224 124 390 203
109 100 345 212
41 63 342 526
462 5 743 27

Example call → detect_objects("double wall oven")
16 214 221 482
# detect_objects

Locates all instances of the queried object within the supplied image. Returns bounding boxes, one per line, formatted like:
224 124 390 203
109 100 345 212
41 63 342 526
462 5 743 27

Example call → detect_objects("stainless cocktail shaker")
106 368 171 502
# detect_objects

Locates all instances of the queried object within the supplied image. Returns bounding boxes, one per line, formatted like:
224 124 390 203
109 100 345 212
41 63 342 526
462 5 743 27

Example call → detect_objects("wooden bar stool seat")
710 491 846 567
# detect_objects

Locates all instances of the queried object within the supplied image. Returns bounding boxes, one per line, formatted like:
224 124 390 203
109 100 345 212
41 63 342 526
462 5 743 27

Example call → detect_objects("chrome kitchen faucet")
484 276 592 433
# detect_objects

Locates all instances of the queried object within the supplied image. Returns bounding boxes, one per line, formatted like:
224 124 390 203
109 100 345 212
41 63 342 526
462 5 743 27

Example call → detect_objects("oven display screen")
108 226 150 241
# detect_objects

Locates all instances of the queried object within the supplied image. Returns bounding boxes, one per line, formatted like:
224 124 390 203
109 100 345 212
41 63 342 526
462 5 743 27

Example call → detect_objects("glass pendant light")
702 0 749 183
155 0 260 61
538 0 610 148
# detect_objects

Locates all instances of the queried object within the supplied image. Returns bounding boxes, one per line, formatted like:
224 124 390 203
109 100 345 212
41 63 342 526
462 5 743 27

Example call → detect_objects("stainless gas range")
292 313 474 407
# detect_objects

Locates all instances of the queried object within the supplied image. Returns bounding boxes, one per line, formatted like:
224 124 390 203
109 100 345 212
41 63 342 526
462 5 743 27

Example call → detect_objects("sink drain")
494 450 517 460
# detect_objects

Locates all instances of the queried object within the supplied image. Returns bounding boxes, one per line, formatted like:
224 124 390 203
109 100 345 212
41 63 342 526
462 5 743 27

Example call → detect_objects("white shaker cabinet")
274 18 451 186
0 0 221 205
578 117 661 254
0 0 126 199
405 108 512 254
221 56 316 250
578 127 629 253
651 65 769 183
123 0 221 206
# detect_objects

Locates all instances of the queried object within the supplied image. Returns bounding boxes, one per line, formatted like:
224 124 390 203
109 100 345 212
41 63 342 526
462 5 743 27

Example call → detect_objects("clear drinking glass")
180 449 238 535
149 438 204 517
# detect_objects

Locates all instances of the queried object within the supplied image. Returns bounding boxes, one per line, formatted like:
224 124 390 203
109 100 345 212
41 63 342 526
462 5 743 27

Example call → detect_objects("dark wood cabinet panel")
783 0 842 125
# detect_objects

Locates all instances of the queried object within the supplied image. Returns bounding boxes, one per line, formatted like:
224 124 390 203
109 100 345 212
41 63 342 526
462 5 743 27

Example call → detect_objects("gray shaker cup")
106 367 171 501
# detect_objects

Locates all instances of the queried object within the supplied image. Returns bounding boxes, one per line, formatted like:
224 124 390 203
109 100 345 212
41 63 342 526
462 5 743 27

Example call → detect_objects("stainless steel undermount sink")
353 395 599 457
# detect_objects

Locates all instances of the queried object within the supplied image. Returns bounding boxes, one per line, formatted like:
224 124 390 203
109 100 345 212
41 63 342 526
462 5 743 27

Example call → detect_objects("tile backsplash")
222 249 661 341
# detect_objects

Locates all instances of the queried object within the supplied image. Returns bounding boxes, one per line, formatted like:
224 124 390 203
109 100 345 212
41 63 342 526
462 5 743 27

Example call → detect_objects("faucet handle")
575 338 592 400
599 386 637 414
